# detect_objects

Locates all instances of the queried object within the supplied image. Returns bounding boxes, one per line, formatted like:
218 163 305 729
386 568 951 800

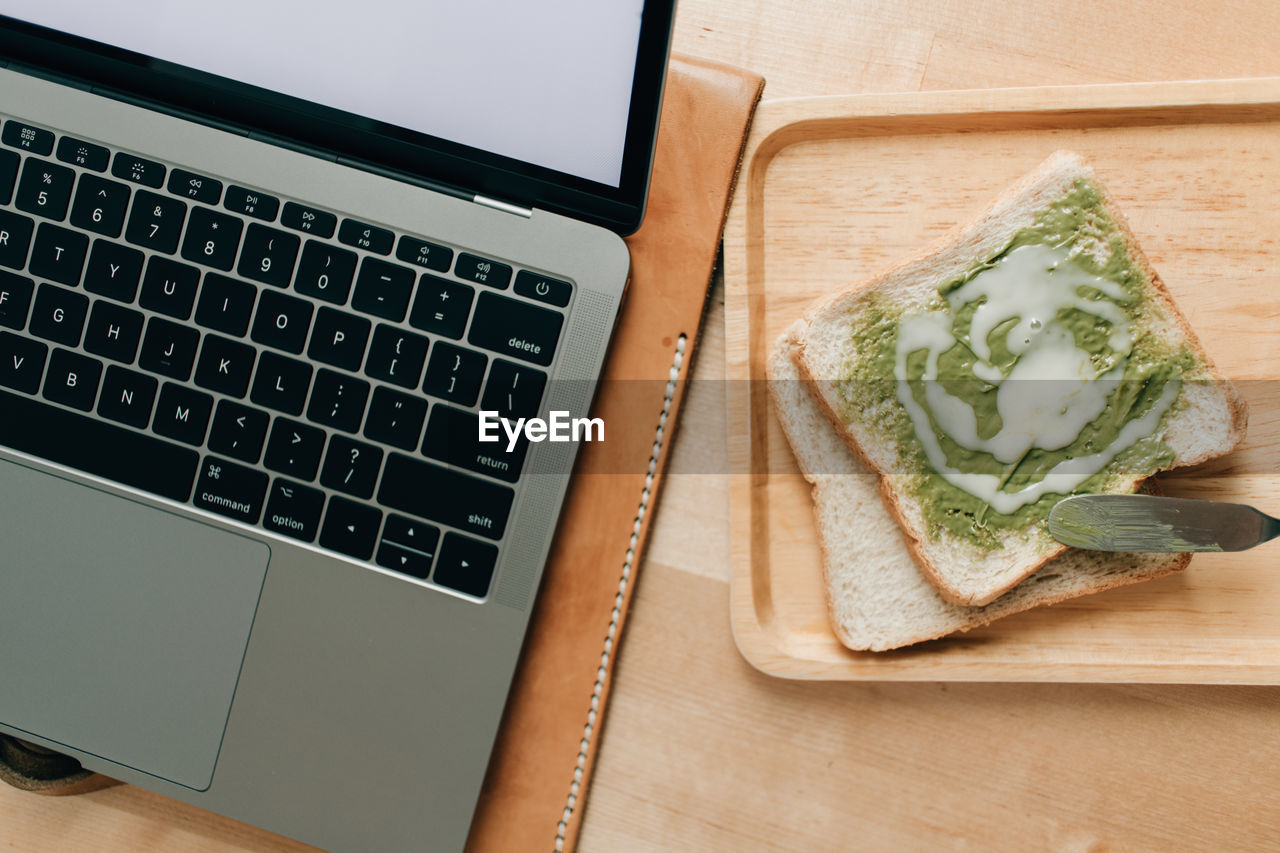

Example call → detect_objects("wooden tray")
724 78 1280 683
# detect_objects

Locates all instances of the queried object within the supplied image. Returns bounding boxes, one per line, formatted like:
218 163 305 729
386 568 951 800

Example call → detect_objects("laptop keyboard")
0 117 574 599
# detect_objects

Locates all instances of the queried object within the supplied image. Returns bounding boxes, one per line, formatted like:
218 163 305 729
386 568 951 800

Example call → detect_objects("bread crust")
793 150 1246 606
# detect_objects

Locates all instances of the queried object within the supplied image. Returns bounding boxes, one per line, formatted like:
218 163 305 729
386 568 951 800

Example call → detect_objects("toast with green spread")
769 324 1189 651
794 151 1246 607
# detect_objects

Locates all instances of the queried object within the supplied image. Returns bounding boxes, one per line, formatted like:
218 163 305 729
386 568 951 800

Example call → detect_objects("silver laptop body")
0 3 674 850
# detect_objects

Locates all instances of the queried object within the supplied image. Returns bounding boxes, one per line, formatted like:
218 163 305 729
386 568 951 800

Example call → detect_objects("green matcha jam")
835 180 1196 550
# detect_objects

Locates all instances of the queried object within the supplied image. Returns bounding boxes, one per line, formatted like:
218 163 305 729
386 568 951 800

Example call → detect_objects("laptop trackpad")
0 459 268 791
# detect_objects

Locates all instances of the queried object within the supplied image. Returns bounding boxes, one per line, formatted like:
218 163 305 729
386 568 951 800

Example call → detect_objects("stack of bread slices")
770 151 1246 651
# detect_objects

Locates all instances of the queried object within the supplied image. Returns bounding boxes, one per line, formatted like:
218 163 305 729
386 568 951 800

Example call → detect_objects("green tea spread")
842 181 1193 548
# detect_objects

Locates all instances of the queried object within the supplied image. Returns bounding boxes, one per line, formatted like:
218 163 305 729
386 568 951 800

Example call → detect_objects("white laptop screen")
7 0 645 188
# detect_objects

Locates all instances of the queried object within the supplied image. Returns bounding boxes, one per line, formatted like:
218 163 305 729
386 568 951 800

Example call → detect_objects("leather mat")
465 54 763 853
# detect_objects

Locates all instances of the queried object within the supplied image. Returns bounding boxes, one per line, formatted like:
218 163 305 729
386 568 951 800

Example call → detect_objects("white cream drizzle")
892 242 1178 515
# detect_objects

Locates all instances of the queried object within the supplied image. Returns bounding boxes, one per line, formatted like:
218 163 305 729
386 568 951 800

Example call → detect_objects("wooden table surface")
6 2 1280 850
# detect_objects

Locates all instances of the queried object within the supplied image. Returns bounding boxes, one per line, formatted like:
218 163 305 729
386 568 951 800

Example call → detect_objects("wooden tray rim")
723 76 1280 683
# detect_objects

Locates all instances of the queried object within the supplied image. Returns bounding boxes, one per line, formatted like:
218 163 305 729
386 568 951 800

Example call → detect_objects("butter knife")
1047 494 1280 552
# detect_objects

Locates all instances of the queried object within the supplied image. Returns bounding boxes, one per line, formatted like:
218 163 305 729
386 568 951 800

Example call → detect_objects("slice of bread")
769 323 1189 651
794 151 1246 606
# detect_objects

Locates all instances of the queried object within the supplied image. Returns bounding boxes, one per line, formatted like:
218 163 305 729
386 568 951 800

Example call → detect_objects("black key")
424 404 526 483
455 253 512 289
383 515 439 552
83 240 144 302
138 317 199 381
264 479 325 542
378 453 513 540
514 270 573 307
264 417 326 480
83 301 144 363
307 369 369 434
207 400 269 463
0 386 197 503
308 307 370 371
376 541 433 579
320 434 383 499
111 152 165 188
181 206 243 271
195 273 257 336
363 386 427 451
294 240 357 305
14 158 75 221
379 519 439 577
29 283 88 347
468 291 562 366
338 218 392 255
0 272 33 330
281 202 336 238
224 185 279 221
0 210 34 270
251 351 312 415
139 257 200 319
364 323 428 388
152 382 213 446
195 456 268 525
480 359 547 420
395 235 453 273
238 223 299 288
251 289 313 353
28 223 88 286
69 175 131 238
352 257 414 321
409 274 473 339
0 331 47 393
422 341 486 406
319 496 382 560
125 190 186 254
97 365 157 428
195 334 257 398
56 136 110 172
2 122 53 156
0 149 17 205
42 348 102 411
168 169 222 205
433 532 498 597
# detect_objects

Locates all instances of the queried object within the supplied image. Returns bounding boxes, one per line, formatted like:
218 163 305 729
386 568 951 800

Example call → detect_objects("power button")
514 270 572 307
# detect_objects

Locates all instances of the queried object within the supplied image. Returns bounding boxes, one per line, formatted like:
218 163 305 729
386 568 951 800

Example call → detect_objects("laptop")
0 1 674 850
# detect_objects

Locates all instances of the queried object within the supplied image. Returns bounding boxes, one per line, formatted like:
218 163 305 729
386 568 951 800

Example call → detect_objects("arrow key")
376 540 434 579
382 514 439 552
319 496 381 561
264 478 324 543
433 532 498 598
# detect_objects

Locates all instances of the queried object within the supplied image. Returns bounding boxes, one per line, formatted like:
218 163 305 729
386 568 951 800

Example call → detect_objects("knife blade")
1047 495 1280 552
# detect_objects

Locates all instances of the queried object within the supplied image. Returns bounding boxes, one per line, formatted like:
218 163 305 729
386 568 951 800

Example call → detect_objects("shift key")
466 291 562 367
378 453 513 540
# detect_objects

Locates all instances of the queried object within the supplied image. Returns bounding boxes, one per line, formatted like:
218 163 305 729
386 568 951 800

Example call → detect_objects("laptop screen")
8 0 644 189
0 1 674 233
